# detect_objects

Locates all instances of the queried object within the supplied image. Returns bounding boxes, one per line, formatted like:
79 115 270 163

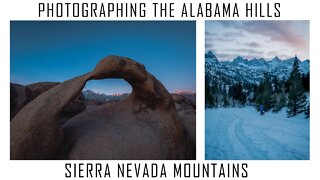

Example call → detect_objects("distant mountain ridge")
174 90 195 95
82 90 129 103
205 51 309 84
83 89 196 104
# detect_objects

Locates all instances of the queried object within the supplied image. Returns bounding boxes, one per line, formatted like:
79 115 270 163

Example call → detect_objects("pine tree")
208 94 214 108
305 104 310 118
272 77 287 112
302 73 310 92
230 82 246 106
255 73 273 111
273 90 286 112
205 74 215 108
222 85 229 108
287 56 307 117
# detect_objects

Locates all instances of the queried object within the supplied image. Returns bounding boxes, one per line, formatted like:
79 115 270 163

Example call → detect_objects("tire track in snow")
230 110 304 159
226 111 252 159
230 111 269 159
206 108 309 160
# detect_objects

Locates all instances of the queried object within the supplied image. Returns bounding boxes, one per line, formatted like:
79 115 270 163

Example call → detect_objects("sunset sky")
11 21 196 94
206 21 309 61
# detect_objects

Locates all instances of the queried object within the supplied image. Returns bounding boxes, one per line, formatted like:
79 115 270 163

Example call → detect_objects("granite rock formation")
10 55 195 160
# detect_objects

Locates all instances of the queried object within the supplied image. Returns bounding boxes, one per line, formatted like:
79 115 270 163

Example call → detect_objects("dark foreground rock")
11 82 86 121
10 83 32 119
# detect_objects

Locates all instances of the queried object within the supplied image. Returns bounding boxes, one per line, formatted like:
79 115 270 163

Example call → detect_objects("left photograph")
10 21 196 160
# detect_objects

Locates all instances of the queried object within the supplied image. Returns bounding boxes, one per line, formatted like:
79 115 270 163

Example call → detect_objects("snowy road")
205 107 309 160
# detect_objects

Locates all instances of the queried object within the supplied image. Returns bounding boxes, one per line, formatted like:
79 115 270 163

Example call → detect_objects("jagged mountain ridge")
82 90 129 103
83 89 196 104
205 51 309 85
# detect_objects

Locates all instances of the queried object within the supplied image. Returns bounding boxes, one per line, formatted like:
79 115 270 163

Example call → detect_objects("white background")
1 0 319 179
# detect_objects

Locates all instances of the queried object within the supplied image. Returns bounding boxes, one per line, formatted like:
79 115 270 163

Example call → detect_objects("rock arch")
11 55 192 160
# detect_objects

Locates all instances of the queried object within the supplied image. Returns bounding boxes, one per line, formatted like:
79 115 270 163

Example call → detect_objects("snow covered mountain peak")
205 51 216 59
205 51 219 65
205 52 310 85
232 56 248 64
272 56 281 62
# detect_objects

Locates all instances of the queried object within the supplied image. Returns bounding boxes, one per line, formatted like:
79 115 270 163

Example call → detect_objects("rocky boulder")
10 83 32 119
10 82 86 121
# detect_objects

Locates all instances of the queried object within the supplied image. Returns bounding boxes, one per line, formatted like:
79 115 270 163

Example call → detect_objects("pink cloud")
243 21 308 48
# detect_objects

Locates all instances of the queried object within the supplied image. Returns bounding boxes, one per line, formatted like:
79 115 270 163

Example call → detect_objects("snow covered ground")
205 107 309 160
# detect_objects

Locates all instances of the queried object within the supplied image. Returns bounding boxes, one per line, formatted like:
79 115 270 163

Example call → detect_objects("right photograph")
205 21 310 160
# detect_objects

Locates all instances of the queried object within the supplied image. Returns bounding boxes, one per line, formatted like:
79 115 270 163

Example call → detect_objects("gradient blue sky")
206 21 309 61
11 21 196 94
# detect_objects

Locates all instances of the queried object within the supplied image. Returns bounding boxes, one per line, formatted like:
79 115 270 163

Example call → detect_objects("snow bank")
205 107 309 160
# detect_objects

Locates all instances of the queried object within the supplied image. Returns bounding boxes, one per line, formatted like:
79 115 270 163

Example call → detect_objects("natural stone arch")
11 55 191 160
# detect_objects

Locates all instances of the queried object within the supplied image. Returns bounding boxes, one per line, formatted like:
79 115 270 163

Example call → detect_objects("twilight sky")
206 21 309 61
11 21 196 94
